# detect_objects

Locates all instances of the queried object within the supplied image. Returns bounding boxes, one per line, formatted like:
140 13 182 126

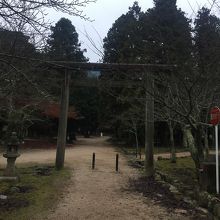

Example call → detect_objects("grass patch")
156 157 198 189
0 164 71 220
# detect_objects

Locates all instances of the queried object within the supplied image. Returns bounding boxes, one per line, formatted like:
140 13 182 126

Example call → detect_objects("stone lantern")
3 132 20 177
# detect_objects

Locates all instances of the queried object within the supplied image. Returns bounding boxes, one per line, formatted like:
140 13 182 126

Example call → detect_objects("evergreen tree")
0 29 35 56
194 7 220 77
140 0 192 66
101 2 145 143
44 17 87 97
103 1 143 63
46 18 100 136
47 17 87 62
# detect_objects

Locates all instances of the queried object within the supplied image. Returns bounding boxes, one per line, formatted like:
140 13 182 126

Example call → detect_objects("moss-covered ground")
155 157 198 189
129 157 198 190
0 164 71 220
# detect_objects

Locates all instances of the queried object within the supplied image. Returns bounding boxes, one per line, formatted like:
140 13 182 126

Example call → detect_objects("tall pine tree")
194 7 220 77
47 18 87 62
101 2 145 144
47 18 99 136
103 2 143 63
140 0 192 66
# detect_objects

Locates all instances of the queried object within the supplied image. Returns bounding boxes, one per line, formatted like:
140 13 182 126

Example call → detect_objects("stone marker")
3 132 20 177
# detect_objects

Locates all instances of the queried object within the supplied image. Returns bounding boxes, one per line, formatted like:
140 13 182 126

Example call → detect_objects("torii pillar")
144 71 155 177
55 69 70 170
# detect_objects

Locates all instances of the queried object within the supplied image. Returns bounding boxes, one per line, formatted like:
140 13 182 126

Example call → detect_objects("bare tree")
0 0 96 28
152 66 220 173
0 0 96 49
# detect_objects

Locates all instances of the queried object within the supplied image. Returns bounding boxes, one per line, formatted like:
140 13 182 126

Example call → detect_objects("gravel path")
0 137 190 220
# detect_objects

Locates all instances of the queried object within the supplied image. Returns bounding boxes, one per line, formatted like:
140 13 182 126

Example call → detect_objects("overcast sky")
48 0 213 62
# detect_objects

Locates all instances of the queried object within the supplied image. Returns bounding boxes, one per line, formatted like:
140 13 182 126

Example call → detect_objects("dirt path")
0 137 190 220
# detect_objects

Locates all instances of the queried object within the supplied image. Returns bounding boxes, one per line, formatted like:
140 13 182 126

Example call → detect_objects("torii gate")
0 53 175 176
46 61 175 177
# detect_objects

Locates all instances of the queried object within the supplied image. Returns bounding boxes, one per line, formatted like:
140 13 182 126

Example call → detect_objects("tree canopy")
103 1 143 63
140 0 192 66
194 7 220 77
47 18 87 62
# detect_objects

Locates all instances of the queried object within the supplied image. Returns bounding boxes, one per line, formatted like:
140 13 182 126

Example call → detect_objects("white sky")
47 0 213 62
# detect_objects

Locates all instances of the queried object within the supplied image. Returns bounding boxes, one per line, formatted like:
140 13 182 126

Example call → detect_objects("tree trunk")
182 126 188 149
204 128 209 160
144 73 154 177
194 125 205 163
134 129 139 158
133 126 141 159
184 125 206 185
184 127 200 169
55 70 70 170
168 120 176 163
